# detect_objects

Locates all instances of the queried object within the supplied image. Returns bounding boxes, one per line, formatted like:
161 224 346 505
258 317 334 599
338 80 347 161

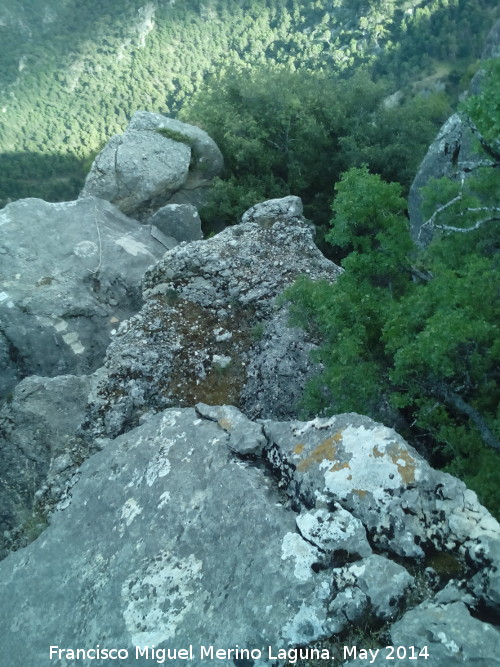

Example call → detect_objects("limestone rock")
0 197 164 399
129 111 223 182
0 374 93 560
296 506 372 562
80 112 223 220
1 406 498 666
149 203 202 245
195 402 267 456
343 601 500 666
240 305 321 420
262 413 500 585
241 195 304 227
0 408 341 665
80 199 341 441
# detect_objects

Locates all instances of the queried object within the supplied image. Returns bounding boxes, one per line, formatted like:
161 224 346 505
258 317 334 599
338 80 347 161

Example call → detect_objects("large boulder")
0 406 498 666
0 373 94 560
408 20 500 246
80 112 224 220
79 197 341 441
0 196 164 399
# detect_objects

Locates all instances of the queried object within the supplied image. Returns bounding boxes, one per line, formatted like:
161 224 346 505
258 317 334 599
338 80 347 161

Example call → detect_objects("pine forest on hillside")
0 0 498 205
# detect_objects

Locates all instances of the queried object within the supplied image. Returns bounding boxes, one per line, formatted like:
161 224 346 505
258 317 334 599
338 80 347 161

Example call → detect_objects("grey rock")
81 131 190 219
470 545 500 613
241 195 304 227
328 554 413 629
149 225 179 250
433 580 476 607
262 413 500 582
129 112 224 182
296 506 372 562
1 406 499 665
343 601 500 666
149 203 202 243
195 402 267 456
351 555 414 621
0 197 164 398
80 201 341 441
81 112 223 220
0 374 93 560
240 305 321 420
0 408 337 665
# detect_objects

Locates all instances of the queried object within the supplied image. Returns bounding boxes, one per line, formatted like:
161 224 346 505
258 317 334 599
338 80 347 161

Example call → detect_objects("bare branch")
431 382 500 453
434 214 500 234
418 173 465 239
457 206 500 216
419 170 500 237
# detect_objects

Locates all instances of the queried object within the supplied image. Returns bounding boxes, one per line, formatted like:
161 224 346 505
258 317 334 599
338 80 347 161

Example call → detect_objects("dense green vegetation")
0 0 498 515
0 0 498 206
181 68 450 233
283 65 500 517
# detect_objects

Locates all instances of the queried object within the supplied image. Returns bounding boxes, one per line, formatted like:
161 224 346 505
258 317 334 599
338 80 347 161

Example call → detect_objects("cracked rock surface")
0 373 94 560
0 406 498 667
80 202 340 442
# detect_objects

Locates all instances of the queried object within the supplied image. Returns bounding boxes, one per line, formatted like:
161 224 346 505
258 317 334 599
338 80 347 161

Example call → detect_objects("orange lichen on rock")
329 461 350 473
296 431 343 472
371 442 416 485
293 444 305 455
389 445 417 484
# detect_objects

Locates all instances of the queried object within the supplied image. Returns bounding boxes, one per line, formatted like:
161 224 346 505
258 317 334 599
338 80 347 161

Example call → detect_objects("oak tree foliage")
283 65 500 515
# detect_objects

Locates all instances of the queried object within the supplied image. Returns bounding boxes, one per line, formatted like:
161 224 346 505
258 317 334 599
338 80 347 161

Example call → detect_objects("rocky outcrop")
0 373 94 560
0 405 498 666
2 105 500 663
263 413 500 578
343 600 500 666
407 113 485 246
0 195 338 566
408 20 499 246
80 198 341 441
80 112 224 221
0 196 164 399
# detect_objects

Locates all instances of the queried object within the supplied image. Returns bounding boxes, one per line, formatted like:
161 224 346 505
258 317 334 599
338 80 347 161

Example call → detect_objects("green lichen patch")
149 294 257 408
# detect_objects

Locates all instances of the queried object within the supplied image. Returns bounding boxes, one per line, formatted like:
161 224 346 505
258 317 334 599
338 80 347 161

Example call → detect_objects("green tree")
183 68 448 233
284 164 500 516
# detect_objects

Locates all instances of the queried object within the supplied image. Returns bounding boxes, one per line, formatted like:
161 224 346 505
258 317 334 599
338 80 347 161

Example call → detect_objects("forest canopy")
0 0 498 205
282 62 500 517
